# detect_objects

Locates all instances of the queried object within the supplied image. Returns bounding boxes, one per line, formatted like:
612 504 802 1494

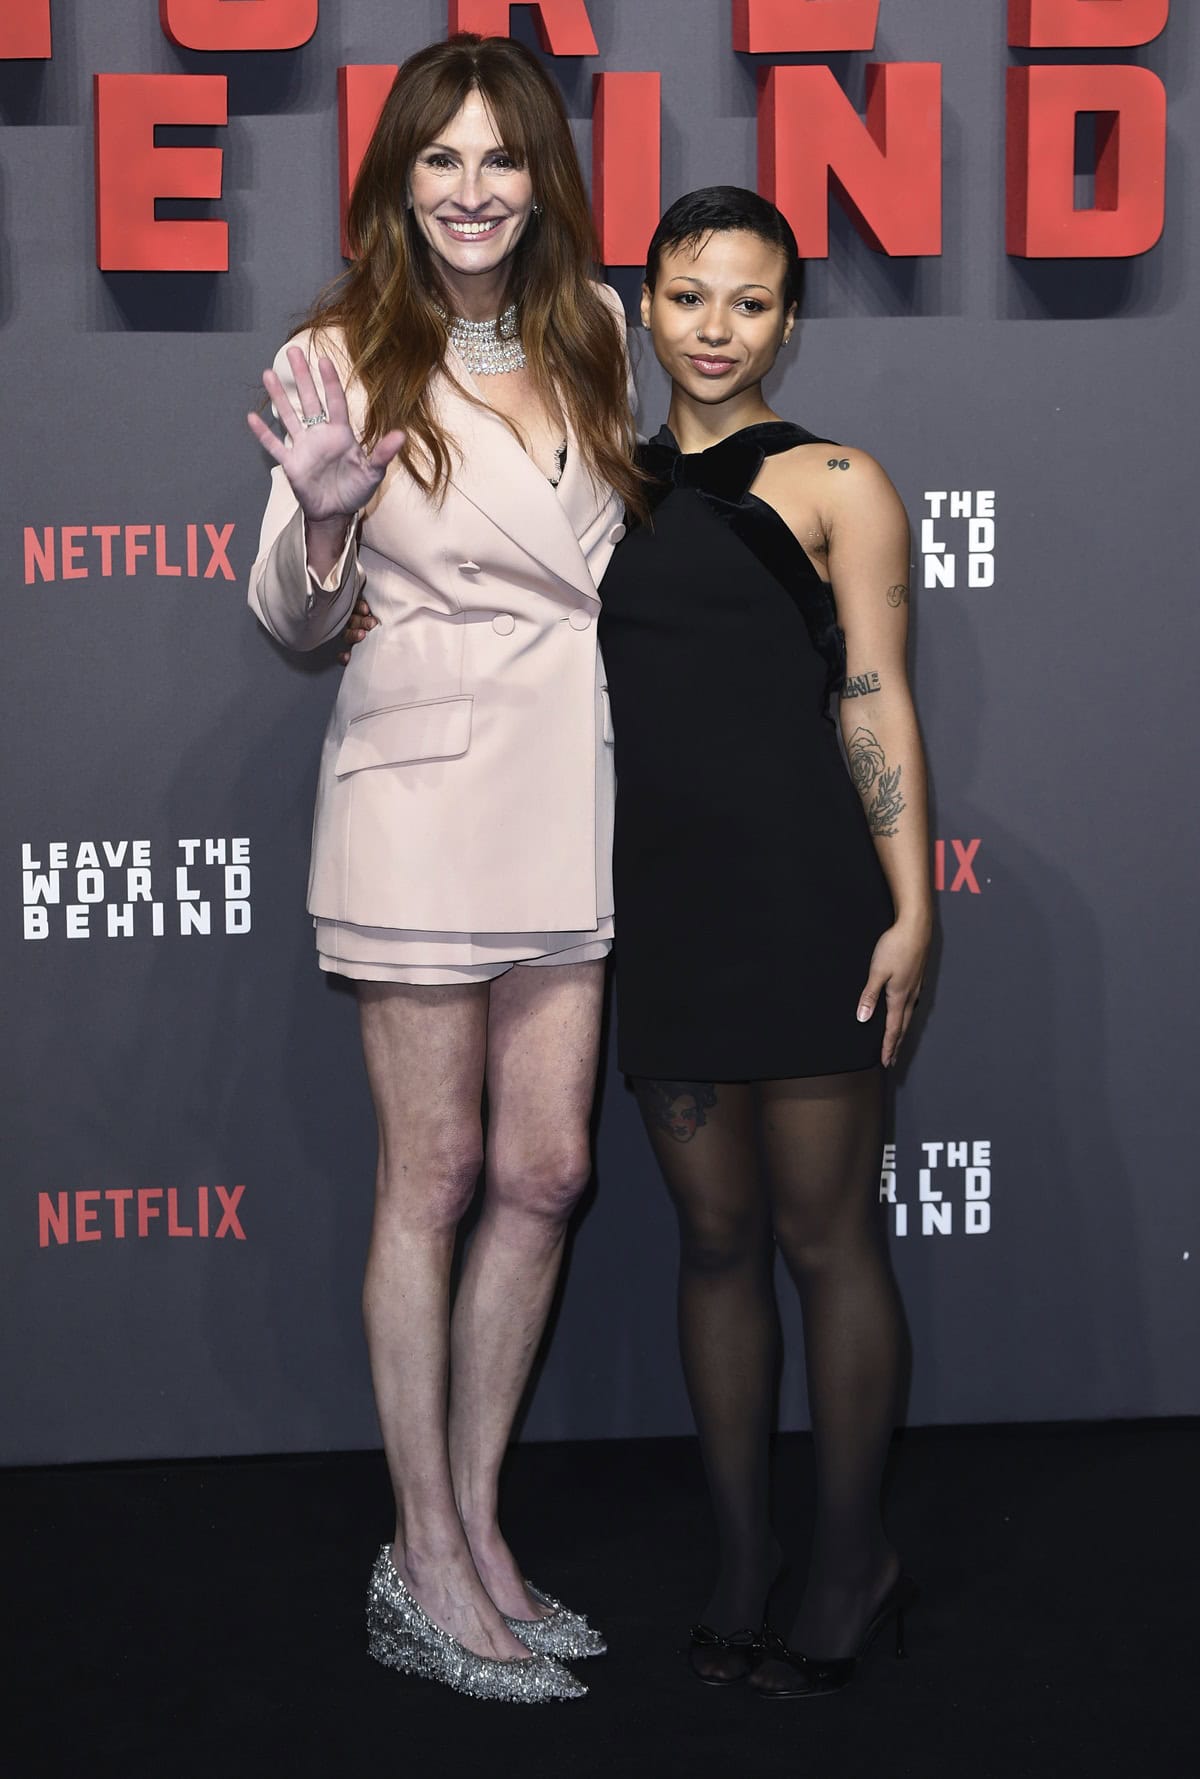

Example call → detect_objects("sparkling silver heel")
503 1581 608 1660
366 1548 587 1702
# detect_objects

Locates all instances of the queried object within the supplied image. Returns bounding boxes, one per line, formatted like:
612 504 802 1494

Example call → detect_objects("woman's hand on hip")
337 595 379 666
856 919 930 1068
246 348 405 525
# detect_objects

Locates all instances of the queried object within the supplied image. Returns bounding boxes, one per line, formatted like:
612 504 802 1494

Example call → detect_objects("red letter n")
0 0 51 57
160 1 318 52
1009 0 1169 47
39 1192 69 1247
592 72 660 268
94 74 228 271
759 63 942 258
1007 65 1166 256
734 0 879 52
448 2 599 54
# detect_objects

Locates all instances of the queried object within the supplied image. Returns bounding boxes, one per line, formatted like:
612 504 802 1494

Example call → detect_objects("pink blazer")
248 293 627 935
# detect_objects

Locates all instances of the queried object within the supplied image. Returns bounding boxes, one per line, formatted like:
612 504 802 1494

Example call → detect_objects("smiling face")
642 228 796 407
408 88 535 314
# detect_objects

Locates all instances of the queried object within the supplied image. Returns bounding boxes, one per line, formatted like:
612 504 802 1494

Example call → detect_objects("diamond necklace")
446 302 526 376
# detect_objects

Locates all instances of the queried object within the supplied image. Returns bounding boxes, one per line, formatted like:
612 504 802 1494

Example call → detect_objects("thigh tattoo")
635 1078 719 1144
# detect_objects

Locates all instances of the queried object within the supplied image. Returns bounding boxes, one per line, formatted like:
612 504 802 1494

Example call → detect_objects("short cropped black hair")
644 185 804 311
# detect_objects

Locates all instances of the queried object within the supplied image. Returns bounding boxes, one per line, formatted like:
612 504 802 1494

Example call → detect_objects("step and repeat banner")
2 2 1195 1465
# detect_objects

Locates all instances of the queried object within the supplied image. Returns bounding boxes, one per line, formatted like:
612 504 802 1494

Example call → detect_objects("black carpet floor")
5 1423 1197 1779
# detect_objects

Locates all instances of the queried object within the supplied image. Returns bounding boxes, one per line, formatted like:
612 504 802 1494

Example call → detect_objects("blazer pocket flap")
335 696 473 777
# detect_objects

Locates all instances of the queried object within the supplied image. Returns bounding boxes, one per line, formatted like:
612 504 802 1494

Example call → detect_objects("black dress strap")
637 422 846 711
639 421 834 513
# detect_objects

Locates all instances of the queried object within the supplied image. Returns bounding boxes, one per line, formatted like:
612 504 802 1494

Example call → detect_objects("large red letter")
94 74 228 272
1007 65 1165 256
338 64 398 257
759 63 942 258
448 2 598 54
734 0 878 51
1009 0 1168 46
0 0 51 58
592 72 660 268
160 1 318 51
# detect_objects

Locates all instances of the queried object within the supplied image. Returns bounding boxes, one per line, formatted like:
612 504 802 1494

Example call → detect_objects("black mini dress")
597 422 894 1081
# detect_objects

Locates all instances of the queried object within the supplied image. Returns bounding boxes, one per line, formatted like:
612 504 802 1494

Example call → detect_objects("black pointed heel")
753 1572 918 1699
687 1621 764 1686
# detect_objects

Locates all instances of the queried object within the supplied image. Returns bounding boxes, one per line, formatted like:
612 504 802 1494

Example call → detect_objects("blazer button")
459 561 482 575
492 613 516 635
608 523 627 544
568 609 593 631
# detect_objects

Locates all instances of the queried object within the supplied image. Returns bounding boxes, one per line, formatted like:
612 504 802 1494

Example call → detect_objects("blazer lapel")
434 358 606 604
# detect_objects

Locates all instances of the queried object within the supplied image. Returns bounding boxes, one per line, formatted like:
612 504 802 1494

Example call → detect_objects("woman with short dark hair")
598 186 930 1699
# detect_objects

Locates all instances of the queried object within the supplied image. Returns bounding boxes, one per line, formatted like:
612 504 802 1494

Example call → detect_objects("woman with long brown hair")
246 33 639 1704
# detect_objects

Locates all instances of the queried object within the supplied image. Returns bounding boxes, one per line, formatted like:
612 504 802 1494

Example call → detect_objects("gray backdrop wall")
2 2 1196 1466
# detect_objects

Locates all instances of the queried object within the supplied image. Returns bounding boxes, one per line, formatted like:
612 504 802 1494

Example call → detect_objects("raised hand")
246 346 406 526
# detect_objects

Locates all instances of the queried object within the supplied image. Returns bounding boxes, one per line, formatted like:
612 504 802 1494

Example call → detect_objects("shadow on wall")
155 632 382 1455
0 33 79 127
887 590 1152 1424
0 156 12 330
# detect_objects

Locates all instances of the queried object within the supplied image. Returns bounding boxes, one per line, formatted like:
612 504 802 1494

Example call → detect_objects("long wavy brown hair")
302 33 642 516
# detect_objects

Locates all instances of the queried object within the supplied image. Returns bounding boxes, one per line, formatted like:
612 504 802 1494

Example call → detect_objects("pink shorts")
315 916 614 985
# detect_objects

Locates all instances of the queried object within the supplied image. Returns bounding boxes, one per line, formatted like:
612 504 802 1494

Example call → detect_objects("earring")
532 202 543 217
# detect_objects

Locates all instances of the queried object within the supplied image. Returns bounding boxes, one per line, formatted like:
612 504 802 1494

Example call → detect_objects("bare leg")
634 1078 782 1680
448 959 605 1620
750 1067 905 1684
357 980 528 1662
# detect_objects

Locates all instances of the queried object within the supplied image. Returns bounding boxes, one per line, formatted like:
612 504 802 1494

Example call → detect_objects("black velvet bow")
637 423 848 711
640 425 766 510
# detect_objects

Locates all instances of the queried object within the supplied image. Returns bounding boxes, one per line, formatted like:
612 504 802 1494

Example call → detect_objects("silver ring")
300 412 328 428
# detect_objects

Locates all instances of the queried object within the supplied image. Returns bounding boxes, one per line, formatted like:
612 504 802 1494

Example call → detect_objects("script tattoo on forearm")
842 670 881 699
635 1079 718 1144
886 583 909 607
847 726 905 837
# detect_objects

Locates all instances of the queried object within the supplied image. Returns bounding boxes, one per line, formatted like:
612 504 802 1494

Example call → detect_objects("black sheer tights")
635 1070 905 1667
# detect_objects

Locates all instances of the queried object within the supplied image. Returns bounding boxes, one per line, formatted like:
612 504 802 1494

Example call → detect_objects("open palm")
246 345 406 524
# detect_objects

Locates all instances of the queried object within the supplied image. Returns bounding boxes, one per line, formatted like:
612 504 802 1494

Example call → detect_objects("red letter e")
94 74 228 271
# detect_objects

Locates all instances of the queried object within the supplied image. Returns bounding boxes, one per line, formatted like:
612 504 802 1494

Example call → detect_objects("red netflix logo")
38 1185 247 1247
23 523 236 584
934 840 982 895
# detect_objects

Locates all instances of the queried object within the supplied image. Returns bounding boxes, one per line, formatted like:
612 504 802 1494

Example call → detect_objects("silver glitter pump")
447 302 526 375
365 1547 586 1702
504 1582 608 1660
